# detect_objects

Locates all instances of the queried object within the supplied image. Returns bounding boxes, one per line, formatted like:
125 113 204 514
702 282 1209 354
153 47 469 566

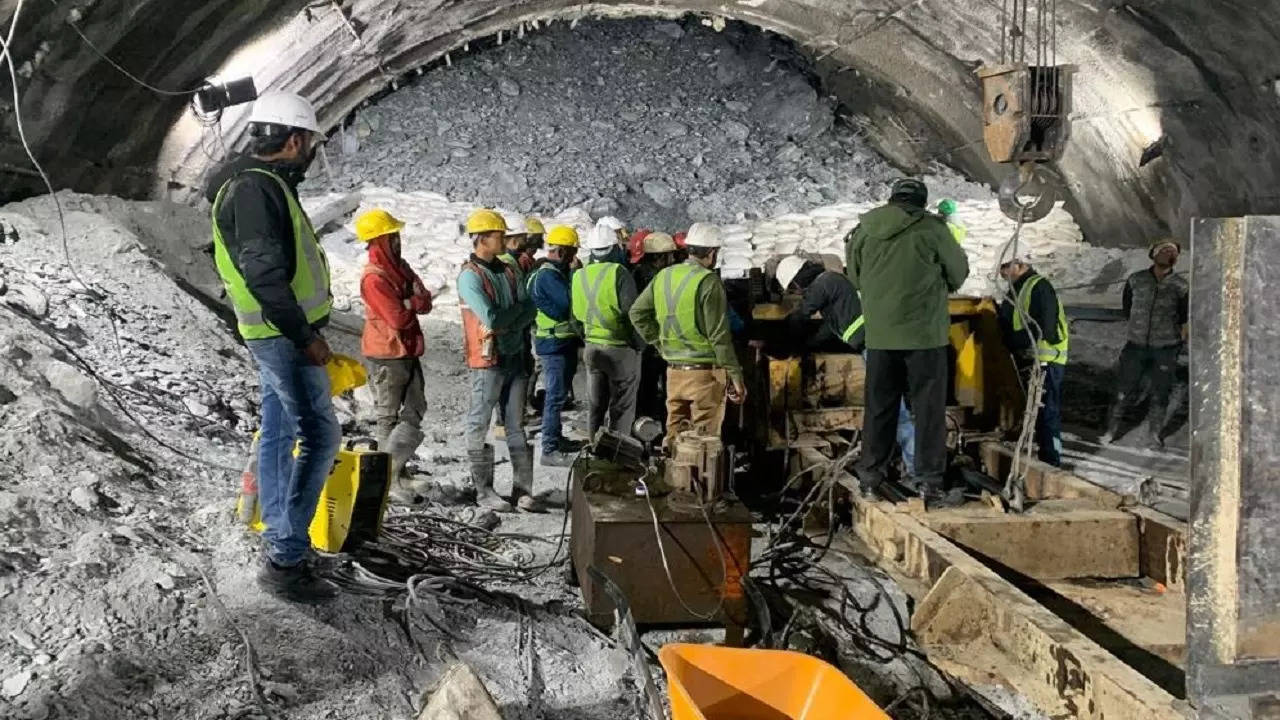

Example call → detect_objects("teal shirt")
456 257 535 358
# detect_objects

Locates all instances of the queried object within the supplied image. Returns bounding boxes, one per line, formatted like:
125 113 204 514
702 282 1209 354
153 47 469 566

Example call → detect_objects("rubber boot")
509 445 545 513
469 444 513 513
1146 401 1168 450
1099 395 1124 445
385 423 426 480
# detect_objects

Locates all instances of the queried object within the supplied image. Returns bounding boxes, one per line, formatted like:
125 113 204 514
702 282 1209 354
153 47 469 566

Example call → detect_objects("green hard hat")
938 198 957 216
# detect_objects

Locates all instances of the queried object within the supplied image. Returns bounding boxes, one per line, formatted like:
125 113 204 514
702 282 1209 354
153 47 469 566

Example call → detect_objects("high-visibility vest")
527 265 577 340
211 169 332 340
652 262 715 364
459 260 518 369
1013 275 1069 365
946 221 967 244
498 252 527 289
572 262 628 347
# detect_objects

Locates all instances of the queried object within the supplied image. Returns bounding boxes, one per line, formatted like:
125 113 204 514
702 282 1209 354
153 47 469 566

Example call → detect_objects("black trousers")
1109 342 1179 434
858 347 948 489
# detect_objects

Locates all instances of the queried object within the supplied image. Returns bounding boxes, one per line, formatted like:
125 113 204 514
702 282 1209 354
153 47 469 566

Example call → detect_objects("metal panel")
1188 217 1280 706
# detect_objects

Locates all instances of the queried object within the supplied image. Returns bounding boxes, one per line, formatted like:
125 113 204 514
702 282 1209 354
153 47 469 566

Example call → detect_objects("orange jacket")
360 242 431 359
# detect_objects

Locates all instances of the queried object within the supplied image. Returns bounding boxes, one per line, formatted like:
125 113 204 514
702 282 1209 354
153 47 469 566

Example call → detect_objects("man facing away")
527 226 584 467
997 255 1069 467
846 178 969 507
774 255 916 476
630 223 745 447
1100 238 1188 448
456 209 540 512
206 92 340 603
355 209 433 501
574 220 643 440
631 232 678 425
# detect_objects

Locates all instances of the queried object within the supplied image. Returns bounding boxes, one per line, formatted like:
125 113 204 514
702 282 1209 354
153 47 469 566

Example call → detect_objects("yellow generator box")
237 437 391 553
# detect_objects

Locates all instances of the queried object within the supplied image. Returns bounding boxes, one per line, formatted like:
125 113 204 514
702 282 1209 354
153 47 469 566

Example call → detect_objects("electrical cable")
635 477 729 622
61 14 205 96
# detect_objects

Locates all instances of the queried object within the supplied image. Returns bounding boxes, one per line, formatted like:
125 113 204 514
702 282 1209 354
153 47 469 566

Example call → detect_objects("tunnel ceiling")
6 0 1280 246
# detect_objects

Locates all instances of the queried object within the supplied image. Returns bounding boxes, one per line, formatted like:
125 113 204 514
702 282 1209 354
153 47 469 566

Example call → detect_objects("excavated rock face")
4 0 1280 246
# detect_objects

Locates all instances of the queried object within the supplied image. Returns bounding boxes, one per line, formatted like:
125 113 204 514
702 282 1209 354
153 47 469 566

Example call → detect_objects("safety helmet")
585 224 620 249
525 217 546 236
596 216 625 232
643 232 677 254
775 255 808 292
938 198 958 216
546 225 580 248
465 209 507 235
684 222 723 249
248 92 321 133
503 213 528 236
353 209 405 243
1148 238 1181 258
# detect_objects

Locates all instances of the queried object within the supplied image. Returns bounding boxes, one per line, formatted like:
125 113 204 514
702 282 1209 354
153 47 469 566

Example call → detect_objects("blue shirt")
530 260 576 355
456 255 535 358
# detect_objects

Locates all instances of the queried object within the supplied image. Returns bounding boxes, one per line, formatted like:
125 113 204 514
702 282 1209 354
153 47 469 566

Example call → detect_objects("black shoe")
922 487 966 509
557 438 586 453
257 559 338 604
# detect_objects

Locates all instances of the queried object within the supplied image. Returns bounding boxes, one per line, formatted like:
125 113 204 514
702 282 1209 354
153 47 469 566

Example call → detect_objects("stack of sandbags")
718 224 754 279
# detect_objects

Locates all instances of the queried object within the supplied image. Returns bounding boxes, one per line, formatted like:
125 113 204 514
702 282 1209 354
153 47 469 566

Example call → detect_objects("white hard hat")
775 255 808 292
503 213 527 236
585 224 619 249
248 92 321 133
684 222 723 249
595 216 625 232
643 232 677 254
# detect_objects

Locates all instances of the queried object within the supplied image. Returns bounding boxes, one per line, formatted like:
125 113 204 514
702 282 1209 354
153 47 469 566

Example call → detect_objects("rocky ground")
307 17 991 230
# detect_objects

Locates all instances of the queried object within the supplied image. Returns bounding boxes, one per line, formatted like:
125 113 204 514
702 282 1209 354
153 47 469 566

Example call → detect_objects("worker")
522 216 545 273
355 209 433 501
457 209 540 512
574 221 642 439
1100 238 1189 448
206 92 340 603
496 213 535 429
632 232 678 424
775 256 917 476
846 178 969 507
630 223 745 446
937 198 967 244
528 225 584 467
997 255 1069 466
590 216 630 266
499 214 531 285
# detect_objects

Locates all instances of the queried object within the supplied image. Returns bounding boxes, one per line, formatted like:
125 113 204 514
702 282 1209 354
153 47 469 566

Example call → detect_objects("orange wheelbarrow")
659 644 891 720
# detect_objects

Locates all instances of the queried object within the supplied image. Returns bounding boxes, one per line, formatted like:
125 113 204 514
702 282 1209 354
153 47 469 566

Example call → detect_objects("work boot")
540 449 575 468
385 423 426 480
387 476 424 505
557 437 586 453
509 445 546 513
1099 397 1124 445
1146 403 1168 451
469 445 513 513
257 558 337 604
922 487 966 510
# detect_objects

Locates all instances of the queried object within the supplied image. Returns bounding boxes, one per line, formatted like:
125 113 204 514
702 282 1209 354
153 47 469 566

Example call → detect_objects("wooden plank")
851 498 1185 719
980 441 1128 508
1129 506 1188 590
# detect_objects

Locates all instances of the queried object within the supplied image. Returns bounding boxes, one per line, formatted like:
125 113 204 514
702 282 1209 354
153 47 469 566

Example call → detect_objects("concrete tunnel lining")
5 0 1280 246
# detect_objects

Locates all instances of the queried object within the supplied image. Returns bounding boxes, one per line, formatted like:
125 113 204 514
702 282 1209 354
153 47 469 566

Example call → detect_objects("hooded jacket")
845 202 969 350
788 266 866 352
205 155 326 348
360 241 432 359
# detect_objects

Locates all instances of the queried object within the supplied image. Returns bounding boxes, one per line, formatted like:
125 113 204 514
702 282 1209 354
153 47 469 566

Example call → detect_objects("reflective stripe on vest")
572 263 627 346
528 265 577 340
1012 275 1069 365
211 169 332 340
841 315 865 344
652 263 715 364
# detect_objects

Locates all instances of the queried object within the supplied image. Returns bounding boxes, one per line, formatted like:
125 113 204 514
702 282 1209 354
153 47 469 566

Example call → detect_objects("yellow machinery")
746 296 1023 455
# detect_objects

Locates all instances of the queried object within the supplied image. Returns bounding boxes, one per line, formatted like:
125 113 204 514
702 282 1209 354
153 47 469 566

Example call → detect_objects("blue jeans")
896 399 916 477
466 358 528 453
1036 363 1065 466
539 350 577 453
247 336 342 567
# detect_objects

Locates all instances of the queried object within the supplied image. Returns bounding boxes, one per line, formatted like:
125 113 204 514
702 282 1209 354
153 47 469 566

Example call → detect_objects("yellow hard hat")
326 354 367 396
546 225 580 247
525 217 546 236
354 209 405 243
465 209 507 235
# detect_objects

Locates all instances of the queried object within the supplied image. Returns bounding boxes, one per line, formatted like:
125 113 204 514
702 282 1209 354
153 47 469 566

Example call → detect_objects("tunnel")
5 0 1280 246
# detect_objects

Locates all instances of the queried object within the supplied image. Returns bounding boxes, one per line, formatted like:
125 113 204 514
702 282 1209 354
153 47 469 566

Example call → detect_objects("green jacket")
845 202 969 350
629 260 742 380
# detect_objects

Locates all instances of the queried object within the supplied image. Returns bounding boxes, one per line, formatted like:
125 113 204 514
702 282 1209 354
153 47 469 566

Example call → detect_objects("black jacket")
788 267 866 352
205 156 326 348
999 269 1062 354
1121 267 1188 348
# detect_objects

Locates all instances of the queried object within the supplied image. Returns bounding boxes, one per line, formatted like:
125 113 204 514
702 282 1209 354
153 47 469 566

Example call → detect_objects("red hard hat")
673 231 687 249
628 229 651 264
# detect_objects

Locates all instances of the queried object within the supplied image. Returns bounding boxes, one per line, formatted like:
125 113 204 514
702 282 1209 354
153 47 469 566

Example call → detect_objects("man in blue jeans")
206 92 341 603
528 226 584 467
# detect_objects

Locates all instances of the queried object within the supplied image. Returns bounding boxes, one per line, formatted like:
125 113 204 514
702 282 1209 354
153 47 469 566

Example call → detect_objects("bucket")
659 644 890 720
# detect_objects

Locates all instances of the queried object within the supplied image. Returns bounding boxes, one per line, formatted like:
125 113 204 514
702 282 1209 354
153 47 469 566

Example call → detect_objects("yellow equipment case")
236 436 392 553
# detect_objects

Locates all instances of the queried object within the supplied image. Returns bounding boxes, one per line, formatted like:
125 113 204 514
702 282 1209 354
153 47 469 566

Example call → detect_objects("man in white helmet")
629 223 745 446
590 216 630 266
205 92 339 603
